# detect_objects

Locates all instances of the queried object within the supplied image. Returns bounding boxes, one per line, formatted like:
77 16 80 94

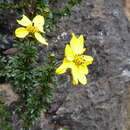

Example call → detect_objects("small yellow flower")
56 33 93 85
15 15 48 45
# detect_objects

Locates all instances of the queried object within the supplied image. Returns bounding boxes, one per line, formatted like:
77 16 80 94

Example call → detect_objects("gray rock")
0 0 130 129
42 0 130 129
0 6 17 52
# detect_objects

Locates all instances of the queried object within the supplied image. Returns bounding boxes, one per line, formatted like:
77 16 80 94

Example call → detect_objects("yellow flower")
15 15 48 45
56 33 93 85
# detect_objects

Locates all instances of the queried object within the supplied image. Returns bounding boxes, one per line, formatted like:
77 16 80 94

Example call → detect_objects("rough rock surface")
0 8 17 53
0 0 130 130
39 0 130 130
0 84 18 105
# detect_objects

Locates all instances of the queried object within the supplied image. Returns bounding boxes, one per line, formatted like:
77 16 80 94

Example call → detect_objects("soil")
0 0 130 130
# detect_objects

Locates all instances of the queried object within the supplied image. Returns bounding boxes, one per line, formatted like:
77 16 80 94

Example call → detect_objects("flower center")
26 25 38 33
73 55 85 66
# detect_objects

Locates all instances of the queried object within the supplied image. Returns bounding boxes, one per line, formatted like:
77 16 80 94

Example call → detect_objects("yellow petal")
78 67 87 85
56 63 68 74
71 65 79 85
34 32 48 45
78 73 87 85
82 48 86 53
56 58 73 74
78 35 84 47
70 33 85 55
65 44 74 61
72 80 78 85
33 15 44 32
84 56 93 65
17 15 32 26
79 65 89 75
15 27 29 38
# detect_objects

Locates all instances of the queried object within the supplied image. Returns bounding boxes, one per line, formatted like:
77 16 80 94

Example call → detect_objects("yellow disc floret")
26 25 38 34
73 55 85 66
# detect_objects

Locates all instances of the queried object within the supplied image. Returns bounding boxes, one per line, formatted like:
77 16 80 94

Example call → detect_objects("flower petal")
78 34 84 47
84 55 94 65
78 67 87 85
70 33 85 55
79 65 89 75
33 15 44 32
56 58 73 74
15 27 29 38
65 44 74 61
78 73 87 85
56 63 67 74
34 32 48 45
71 65 79 85
17 15 32 26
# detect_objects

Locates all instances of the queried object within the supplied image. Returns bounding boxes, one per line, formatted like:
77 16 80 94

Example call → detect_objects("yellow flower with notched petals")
15 15 48 45
56 33 93 85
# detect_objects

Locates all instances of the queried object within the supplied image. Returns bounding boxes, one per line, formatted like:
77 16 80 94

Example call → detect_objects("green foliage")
0 1 24 9
63 128 69 130
68 0 82 6
0 0 83 32
0 101 12 130
0 42 56 129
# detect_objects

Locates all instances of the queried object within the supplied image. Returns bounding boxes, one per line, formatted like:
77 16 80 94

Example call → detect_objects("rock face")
0 8 17 53
40 0 130 130
0 84 18 105
0 0 130 129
